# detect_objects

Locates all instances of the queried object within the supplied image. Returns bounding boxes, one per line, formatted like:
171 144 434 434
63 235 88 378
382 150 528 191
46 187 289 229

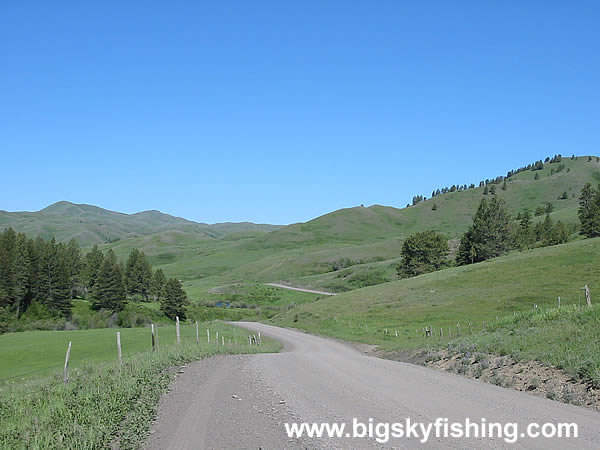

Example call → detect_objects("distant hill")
0 201 281 246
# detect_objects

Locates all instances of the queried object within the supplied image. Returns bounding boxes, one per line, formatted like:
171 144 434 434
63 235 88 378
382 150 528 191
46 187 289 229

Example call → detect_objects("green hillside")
2 156 599 302
113 156 600 298
271 237 600 348
0 201 280 246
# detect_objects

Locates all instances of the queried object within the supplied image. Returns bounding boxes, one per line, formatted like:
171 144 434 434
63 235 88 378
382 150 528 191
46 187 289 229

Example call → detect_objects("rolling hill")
1 156 599 300
0 201 281 246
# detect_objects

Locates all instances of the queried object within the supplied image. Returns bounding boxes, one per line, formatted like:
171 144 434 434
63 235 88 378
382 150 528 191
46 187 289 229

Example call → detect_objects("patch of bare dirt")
384 349 600 411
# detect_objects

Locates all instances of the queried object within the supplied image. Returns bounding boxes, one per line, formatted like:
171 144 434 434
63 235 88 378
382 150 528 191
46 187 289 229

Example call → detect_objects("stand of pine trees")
0 229 187 328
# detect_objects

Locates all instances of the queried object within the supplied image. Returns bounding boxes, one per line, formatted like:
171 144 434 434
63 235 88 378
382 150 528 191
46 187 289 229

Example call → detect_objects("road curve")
146 322 600 449
265 282 337 296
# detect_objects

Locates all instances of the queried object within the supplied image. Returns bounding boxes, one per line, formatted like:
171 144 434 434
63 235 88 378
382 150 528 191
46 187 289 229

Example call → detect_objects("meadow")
0 322 280 448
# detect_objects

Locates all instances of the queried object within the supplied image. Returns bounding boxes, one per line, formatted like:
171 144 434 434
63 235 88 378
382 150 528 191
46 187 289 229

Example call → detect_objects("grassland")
0 322 280 448
106 156 600 298
271 237 600 350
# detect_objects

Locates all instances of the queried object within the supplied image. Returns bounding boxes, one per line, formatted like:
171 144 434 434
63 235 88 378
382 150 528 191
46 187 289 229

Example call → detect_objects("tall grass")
0 323 280 449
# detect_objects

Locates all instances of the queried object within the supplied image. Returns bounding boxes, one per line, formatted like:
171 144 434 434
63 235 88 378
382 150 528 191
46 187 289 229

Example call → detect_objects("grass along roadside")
0 322 280 449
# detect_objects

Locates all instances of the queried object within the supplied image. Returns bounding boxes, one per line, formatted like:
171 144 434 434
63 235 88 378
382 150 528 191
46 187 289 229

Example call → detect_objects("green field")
0 321 273 382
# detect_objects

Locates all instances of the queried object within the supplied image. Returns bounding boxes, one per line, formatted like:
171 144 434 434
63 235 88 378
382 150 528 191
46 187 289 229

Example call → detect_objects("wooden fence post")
222 335 225 346
216 331 219 345
63 341 72 385
207 329 210 343
468 322 472 334
151 324 156 351
456 323 460 336
176 316 181 345
585 285 592 308
195 321 199 344
117 332 122 365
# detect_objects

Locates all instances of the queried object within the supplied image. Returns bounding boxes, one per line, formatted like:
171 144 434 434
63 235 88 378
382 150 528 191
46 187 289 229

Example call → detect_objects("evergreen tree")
534 173 540 180
431 203 438 211
63 239 81 298
397 231 449 277
151 268 166 301
92 249 126 312
456 197 512 265
125 249 153 301
161 278 187 320
501 179 507 191
39 239 72 316
549 221 570 245
490 185 497 195
578 183 600 237
81 245 104 293
483 186 489 195
536 214 554 244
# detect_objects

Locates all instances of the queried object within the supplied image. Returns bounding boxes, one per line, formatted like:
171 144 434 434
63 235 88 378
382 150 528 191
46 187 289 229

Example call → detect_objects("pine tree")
125 249 153 301
161 278 187 320
501 179 507 191
456 197 512 265
92 249 126 312
39 239 72 316
578 183 600 237
81 245 104 293
63 239 81 298
490 185 497 195
151 268 166 301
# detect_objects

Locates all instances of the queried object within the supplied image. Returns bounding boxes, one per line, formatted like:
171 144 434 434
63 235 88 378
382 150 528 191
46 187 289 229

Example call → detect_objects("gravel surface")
146 322 600 449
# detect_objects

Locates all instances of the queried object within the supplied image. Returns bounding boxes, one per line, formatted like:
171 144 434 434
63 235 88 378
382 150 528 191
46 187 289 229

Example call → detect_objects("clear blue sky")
2 1 598 224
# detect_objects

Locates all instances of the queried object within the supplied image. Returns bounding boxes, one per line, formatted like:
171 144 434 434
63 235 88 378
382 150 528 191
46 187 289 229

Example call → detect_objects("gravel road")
146 322 600 449
264 283 337 296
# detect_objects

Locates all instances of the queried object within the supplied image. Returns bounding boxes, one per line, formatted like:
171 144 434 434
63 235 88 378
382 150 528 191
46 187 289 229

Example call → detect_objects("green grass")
0 321 263 382
0 322 280 448
443 304 600 386
271 237 600 351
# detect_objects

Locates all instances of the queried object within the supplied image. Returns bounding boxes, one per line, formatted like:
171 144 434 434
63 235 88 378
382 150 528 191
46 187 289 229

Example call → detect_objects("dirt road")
264 282 336 296
146 322 600 449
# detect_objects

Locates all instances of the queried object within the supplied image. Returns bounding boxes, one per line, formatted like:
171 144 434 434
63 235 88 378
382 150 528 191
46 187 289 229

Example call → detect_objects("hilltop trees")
578 183 600 237
161 278 187 320
398 231 449 277
456 197 512 265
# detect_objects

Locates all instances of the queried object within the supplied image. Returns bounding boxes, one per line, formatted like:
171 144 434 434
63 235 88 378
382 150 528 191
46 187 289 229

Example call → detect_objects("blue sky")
2 1 598 224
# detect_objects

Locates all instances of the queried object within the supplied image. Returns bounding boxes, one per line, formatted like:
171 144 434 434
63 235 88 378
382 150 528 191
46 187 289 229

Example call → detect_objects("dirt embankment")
383 349 600 411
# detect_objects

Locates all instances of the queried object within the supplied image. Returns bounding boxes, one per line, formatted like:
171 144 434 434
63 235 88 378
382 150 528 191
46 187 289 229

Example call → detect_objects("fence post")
195 321 199 344
207 329 210 343
456 323 460 336
468 322 472 334
176 316 181 345
151 324 156 351
216 331 219 345
155 325 160 349
585 285 592 308
222 335 225 346
117 332 122 365
63 341 72 385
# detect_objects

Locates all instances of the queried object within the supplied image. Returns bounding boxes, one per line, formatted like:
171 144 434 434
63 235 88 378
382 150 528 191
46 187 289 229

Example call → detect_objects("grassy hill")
0 201 280 246
270 237 600 348
112 155 600 298
2 156 599 302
